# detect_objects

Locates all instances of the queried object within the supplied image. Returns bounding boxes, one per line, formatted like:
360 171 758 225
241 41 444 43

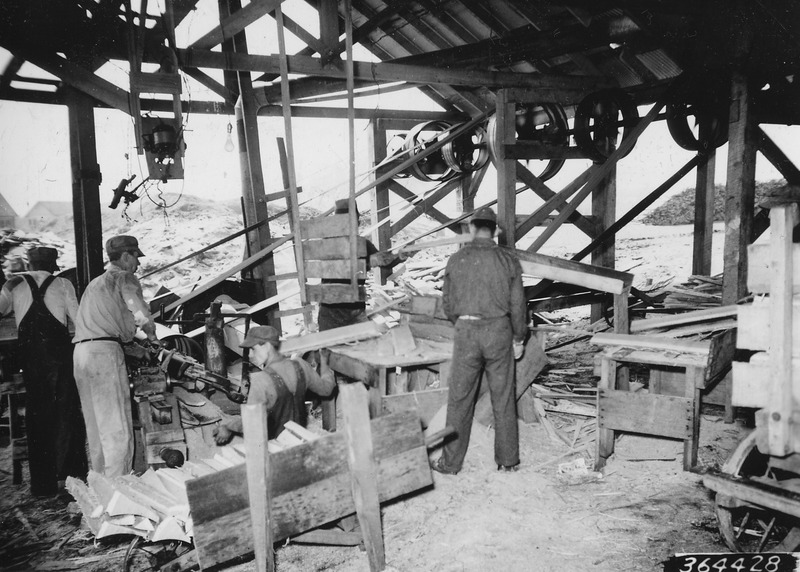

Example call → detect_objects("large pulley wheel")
441 124 489 173
573 89 639 163
487 103 569 182
403 120 457 182
715 431 800 553
666 100 728 152
123 537 196 571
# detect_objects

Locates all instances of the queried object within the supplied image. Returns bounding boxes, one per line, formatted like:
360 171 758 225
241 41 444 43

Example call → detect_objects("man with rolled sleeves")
0 246 86 495
73 235 158 477
433 207 527 475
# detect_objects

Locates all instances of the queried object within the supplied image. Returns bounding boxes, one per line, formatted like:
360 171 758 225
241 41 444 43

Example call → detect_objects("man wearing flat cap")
434 207 527 475
213 325 336 445
73 235 158 477
0 246 87 496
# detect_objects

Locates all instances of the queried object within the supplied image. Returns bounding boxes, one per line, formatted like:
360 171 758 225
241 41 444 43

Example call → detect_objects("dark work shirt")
442 237 527 342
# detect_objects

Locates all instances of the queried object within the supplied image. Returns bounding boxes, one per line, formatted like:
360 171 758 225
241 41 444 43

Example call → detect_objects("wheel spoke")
757 517 777 552
735 511 752 541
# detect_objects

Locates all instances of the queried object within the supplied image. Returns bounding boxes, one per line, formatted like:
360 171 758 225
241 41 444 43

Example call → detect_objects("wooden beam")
242 403 275 572
515 249 633 295
515 166 597 240
722 71 758 305
182 67 236 104
370 119 392 285
317 0 340 56
527 84 673 253
692 144 716 276
757 128 800 184
177 49 606 91
340 384 385 571
280 321 383 355
389 179 461 234
630 305 738 333
591 166 617 323
704 472 800 520
388 181 452 227
496 89 517 246
16 50 130 113
191 0 283 50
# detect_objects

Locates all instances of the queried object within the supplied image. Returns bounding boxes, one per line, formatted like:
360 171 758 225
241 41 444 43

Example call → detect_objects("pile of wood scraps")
658 274 723 309
522 382 597 462
66 421 322 544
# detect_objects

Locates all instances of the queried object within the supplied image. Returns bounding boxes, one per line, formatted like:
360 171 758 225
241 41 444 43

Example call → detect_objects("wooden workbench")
327 332 453 418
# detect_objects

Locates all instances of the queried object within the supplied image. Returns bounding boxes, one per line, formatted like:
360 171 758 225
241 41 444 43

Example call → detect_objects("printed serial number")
664 554 797 572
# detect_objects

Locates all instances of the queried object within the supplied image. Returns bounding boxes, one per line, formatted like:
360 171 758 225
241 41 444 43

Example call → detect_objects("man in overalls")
0 246 87 496
213 326 336 444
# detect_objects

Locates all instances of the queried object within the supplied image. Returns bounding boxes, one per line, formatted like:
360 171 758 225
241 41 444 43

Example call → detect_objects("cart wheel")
123 537 195 572
715 431 800 552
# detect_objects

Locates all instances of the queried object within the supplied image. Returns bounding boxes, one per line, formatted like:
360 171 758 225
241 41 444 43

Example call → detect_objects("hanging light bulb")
224 121 235 152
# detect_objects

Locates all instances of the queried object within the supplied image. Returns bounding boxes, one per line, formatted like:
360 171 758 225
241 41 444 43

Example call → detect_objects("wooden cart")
703 204 800 552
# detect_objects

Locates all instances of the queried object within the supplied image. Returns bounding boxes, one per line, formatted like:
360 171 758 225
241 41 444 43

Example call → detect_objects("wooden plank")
593 333 711 355
340 384 385 571
303 237 367 260
398 235 473 253
305 259 367 279
300 214 352 239
190 0 283 50
281 321 383 355
306 283 366 304
757 127 800 184
186 411 430 569
693 143 716 275
130 71 182 94
747 243 800 294
738 298 800 353
381 388 449 428
164 236 292 313
328 353 382 387
406 322 454 342
516 250 632 295
389 324 417 356
630 306 738 333
597 389 694 440
605 347 708 369
767 205 798 456
242 403 275 572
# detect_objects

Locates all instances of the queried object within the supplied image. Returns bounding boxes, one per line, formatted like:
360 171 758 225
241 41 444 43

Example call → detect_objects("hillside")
641 179 785 225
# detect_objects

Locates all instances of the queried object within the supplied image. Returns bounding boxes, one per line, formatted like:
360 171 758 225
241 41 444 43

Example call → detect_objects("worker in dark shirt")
213 326 336 443
434 207 527 475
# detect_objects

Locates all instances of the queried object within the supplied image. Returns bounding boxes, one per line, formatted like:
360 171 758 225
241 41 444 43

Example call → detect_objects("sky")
0 0 798 224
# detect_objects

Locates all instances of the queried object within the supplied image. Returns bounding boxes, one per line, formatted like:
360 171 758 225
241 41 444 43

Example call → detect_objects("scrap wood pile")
66 422 320 544
651 274 723 310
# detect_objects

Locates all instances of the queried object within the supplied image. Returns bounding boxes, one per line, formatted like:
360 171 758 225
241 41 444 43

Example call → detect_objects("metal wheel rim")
666 101 728 152
573 89 640 163
403 120 456 182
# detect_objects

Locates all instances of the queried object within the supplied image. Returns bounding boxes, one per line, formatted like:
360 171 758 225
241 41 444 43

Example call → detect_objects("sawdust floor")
1 364 746 572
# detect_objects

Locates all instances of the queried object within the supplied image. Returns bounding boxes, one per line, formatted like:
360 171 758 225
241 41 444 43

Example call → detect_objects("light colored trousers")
73 341 133 477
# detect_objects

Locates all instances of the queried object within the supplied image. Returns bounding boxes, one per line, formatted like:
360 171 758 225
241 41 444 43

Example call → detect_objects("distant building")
0 194 18 228
22 201 72 231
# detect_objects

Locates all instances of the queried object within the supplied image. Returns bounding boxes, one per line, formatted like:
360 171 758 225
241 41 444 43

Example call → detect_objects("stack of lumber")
630 305 737 339
66 422 321 543
660 274 723 309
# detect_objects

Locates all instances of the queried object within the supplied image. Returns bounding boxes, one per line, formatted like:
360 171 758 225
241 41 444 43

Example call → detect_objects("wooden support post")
693 145 717 276
457 172 476 214
596 356 615 470
317 0 340 57
65 87 104 295
370 119 392 285
340 383 386 572
767 205 798 456
722 71 758 305
242 403 275 572
591 167 616 323
495 89 517 247
344 0 359 300
613 287 630 391
684 365 702 470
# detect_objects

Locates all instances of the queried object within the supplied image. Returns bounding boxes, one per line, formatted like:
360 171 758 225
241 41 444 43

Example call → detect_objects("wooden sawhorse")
592 332 733 471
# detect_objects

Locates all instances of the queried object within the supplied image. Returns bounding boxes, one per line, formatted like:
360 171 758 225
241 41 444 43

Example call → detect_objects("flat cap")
470 206 497 224
27 246 59 269
106 235 145 257
240 325 281 348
